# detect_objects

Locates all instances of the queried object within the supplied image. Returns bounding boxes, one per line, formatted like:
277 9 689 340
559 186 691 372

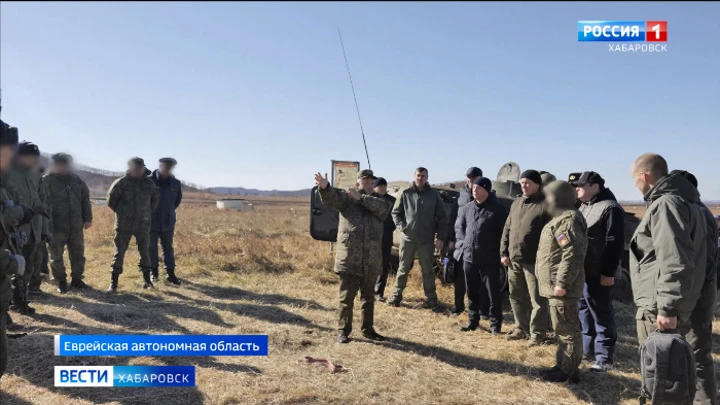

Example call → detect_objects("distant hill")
207 187 311 198
39 154 203 197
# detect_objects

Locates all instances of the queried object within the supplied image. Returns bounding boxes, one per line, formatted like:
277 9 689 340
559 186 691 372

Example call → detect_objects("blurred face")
632 170 651 195
52 162 71 175
357 177 374 194
520 178 540 197
18 155 39 169
716 219 720 230
129 164 145 178
414 170 428 189
466 175 478 188
0 145 14 173
545 192 555 207
576 183 599 203
374 184 387 196
159 163 173 177
472 184 488 203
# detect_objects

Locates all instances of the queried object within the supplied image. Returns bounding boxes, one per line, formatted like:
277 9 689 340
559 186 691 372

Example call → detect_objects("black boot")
166 269 181 285
70 279 88 290
461 321 479 332
57 279 68 294
142 271 154 289
106 274 119 293
150 268 159 283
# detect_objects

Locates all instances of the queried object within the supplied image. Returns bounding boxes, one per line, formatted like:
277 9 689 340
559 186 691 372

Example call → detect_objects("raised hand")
314 172 329 189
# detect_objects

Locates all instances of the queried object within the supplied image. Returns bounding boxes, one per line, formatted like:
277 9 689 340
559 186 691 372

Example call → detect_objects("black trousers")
374 233 394 297
453 258 466 312
464 261 502 330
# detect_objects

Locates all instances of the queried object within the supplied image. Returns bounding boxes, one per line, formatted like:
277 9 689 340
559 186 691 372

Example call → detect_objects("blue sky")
2 2 718 200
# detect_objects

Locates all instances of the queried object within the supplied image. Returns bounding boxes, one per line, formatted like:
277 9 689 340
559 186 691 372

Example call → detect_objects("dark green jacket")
630 172 706 320
500 191 549 265
5 161 47 244
42 172 92 234
536 181 588 300
392 184 449 243
0 181 24 314
319 186 391 277
107 173 160 233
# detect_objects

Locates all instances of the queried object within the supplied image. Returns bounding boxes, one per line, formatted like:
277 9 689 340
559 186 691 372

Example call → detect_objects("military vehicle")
309 162 640 302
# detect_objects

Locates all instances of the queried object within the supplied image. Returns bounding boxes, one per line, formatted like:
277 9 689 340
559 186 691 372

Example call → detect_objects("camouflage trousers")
508 262 549 340
637 279 717 405
111 229 151 275
549 298 582 378
391 239 437 304
338 273 376 336
49 230 86 281
12 243 42 307
0 311 6 380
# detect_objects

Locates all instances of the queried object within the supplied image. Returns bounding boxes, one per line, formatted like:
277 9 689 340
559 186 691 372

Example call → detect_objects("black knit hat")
520 170 542 186
466 167 483 178
472 176 492 193
17 141 40 156
372 177 388 188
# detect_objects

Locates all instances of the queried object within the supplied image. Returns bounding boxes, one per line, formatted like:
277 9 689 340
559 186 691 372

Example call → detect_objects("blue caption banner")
54 334 269 357
55 365 195 387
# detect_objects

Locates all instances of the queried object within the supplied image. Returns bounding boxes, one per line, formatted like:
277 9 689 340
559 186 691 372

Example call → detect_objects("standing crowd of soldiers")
0 123 184 380
316 154 720 397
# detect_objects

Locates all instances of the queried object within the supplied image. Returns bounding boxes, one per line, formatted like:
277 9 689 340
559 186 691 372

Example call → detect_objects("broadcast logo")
577 21 668 53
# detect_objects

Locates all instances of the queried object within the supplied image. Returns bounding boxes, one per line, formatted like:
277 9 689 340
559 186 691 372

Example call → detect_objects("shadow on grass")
376 335 640 405
0 391 34 405
183 282 331 312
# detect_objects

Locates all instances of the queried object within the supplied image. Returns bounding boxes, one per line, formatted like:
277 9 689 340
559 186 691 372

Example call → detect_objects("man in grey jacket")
389 167 448 309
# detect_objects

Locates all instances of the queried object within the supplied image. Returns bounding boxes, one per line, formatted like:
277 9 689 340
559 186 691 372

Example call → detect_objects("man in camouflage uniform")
315 169 391 344
107 157 159 292
42 153 93 293
536 180 587 383
6 141 48 314
1 122 27 380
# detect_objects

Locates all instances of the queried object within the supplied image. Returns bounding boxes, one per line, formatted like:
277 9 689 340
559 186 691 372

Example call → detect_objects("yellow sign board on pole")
331 160 360 190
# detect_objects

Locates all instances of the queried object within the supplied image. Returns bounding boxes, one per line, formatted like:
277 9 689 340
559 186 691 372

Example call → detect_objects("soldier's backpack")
639 330 696 405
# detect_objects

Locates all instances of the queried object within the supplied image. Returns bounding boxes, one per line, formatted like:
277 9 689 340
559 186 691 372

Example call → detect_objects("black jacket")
149 170 183 233
454 192 508 267
579 188 625 278
447 183 473 244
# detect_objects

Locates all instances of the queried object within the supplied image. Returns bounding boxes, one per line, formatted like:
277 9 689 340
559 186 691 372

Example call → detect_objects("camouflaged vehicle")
309 162 640 302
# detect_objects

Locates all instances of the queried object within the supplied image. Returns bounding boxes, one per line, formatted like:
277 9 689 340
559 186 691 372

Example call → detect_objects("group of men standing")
317 155 719 397
0 127 184 380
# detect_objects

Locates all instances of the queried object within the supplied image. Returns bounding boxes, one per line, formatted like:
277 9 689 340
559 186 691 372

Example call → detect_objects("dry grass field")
1 198 719 405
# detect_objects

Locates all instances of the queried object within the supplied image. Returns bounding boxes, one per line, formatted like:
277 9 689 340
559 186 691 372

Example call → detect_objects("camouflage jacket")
5 161 48 244
536 209 588 300
0 181 24 314
42 172 92 234
319 186 391 277
107 173 159 232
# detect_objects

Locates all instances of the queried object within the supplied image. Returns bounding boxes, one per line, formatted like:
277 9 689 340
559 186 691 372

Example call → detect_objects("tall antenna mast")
337 27 371 170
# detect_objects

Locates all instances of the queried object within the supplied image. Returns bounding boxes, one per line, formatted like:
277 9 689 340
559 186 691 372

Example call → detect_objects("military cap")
568 172 582 185
128 157 145 166
357 169 376 180
575 171 605 187
51 153 73 163
0 120 18 146
159 157 177 166
373 177 388 188
466 167 483 178
17 141 40 156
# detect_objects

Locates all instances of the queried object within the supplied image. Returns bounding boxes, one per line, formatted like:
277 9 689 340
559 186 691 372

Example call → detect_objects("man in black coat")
447 167 486 316
455 177 509 334
571 171 624 372
373 177 396 302
148 158 183 285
